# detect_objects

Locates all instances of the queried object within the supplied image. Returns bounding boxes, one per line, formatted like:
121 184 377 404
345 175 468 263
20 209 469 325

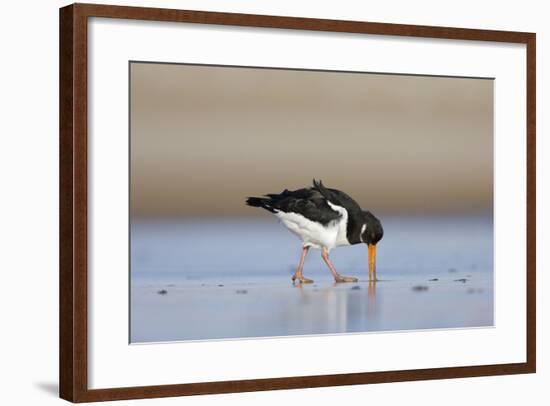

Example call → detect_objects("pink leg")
291 246 313 284
321 247 358 283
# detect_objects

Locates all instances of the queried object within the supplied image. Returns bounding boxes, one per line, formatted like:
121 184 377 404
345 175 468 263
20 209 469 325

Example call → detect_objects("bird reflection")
289 278 379 334
368 280 376 317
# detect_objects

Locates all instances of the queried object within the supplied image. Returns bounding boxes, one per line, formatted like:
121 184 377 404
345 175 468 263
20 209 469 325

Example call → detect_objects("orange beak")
368 244 377 281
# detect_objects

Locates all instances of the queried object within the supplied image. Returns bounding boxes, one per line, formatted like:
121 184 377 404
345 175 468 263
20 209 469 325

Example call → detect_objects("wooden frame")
59 3 536 402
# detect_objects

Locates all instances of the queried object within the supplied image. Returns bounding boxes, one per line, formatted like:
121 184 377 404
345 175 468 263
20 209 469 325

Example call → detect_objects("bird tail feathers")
245 196 277 213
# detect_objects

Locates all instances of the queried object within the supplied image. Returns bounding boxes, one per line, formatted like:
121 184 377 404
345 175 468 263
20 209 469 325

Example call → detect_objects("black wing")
246 187 341 226
312 179 363 215
311 179 368 244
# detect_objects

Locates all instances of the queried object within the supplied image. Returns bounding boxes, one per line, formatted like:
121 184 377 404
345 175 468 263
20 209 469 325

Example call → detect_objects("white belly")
274 203 349 250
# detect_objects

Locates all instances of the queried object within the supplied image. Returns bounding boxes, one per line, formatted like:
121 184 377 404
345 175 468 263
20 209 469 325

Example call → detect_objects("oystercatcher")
246 179 383 283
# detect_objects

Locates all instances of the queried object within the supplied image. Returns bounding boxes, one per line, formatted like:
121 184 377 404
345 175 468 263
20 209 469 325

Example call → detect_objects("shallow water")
130 216 493 343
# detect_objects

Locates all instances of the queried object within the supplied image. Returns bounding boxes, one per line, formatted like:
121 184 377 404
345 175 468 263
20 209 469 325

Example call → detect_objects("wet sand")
130 216 493 343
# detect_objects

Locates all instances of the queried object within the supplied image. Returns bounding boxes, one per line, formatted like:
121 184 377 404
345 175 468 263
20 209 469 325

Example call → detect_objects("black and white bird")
246 179 383 284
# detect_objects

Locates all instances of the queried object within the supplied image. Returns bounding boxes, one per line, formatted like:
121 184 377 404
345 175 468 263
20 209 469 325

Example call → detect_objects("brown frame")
59 3 536 403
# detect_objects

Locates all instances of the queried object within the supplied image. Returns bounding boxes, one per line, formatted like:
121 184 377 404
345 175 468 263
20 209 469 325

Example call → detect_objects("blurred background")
130 62 493 218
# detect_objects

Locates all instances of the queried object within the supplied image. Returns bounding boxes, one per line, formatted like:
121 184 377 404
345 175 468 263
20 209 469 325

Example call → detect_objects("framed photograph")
59 3 536 402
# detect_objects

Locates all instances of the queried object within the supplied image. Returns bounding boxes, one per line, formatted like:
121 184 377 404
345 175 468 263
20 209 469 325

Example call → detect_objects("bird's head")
361 211 383 280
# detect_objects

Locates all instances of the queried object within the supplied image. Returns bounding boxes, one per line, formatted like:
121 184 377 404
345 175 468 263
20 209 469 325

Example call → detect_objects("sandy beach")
130 216 493 343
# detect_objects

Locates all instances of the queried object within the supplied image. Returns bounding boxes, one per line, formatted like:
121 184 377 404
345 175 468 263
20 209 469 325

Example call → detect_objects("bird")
246 179 383 284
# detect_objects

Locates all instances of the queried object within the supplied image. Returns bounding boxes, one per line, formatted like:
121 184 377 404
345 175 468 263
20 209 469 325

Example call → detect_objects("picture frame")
59 3 536 402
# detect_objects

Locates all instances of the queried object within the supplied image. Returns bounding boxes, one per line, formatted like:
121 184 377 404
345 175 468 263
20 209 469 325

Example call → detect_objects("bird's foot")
334 275 358 283
292 275 314 284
